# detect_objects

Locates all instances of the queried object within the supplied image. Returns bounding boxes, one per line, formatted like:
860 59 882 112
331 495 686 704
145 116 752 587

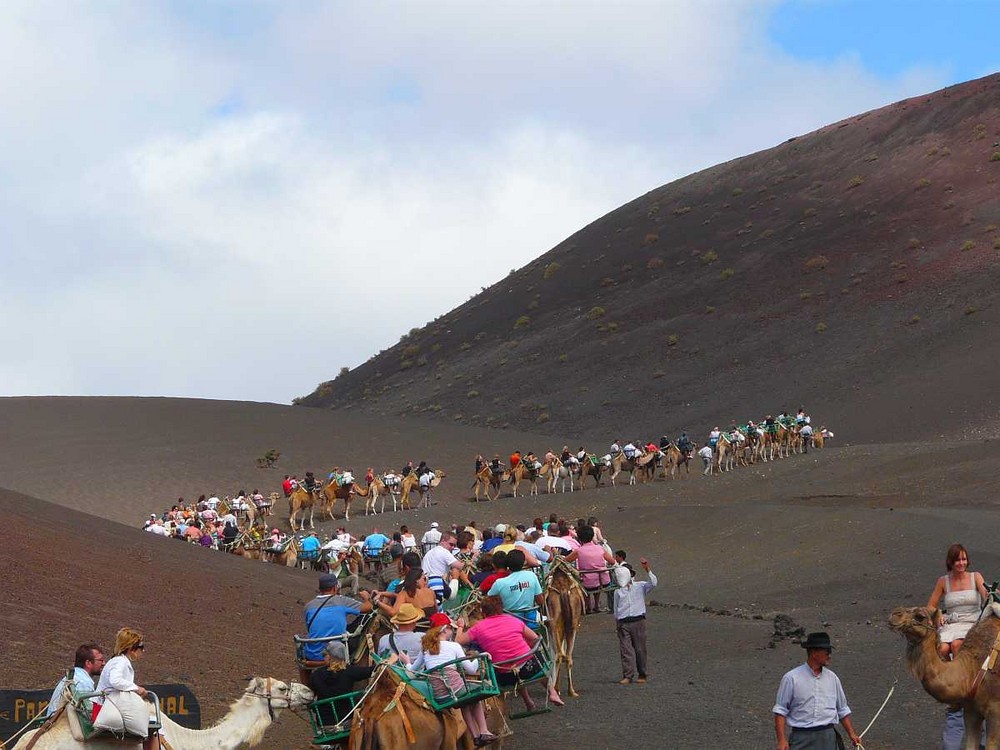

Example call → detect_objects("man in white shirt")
698 445 714 475
421 522 442 553
421 531 468 601
205 495 221 511
532 530 572 554
799 424 814 453
46 644 105 716
145 520 169 536
773 632 861 750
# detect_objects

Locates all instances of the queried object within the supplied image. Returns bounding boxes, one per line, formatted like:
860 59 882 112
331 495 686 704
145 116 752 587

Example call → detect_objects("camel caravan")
472 410 833 500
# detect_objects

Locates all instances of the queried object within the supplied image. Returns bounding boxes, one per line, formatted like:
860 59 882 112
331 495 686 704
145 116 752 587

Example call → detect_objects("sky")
0 0 995 404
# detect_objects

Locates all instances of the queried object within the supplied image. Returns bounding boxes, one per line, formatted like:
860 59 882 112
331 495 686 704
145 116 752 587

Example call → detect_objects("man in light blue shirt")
46 644 105 716
773 632 861 750
363 528 391 557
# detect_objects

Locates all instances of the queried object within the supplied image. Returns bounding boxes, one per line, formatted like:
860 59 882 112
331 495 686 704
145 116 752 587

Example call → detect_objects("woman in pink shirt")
565 526 615 614
458 596 563 711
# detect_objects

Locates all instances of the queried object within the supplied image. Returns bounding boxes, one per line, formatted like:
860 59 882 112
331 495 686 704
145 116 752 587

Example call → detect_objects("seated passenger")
376 569 438 620
300 531 321 561
563 526 615 614
46 643 106 717
487 550 543 625
376 603 425 663
459 596 563 710
411 614 496 746
302 575 373 663
311 640 396 726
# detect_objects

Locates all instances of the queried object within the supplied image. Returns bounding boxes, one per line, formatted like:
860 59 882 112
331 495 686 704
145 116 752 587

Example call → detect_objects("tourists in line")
614 557 656 685
773 632 861 750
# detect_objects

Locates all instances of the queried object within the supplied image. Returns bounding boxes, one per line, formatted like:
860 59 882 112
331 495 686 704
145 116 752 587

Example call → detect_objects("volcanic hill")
299 73 1000 444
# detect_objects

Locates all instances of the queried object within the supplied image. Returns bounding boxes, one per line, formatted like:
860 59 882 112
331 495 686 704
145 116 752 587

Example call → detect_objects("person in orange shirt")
509 450 521 469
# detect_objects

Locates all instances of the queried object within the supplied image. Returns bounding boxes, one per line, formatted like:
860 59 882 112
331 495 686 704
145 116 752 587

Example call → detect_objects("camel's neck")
909 634 972 703
160 695 274 750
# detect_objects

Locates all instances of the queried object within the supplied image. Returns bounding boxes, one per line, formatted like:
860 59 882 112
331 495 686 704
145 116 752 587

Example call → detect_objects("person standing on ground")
614 557 656 685
772 632 861 750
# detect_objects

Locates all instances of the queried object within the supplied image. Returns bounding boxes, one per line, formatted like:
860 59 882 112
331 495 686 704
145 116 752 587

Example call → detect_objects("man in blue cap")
773 632 861 750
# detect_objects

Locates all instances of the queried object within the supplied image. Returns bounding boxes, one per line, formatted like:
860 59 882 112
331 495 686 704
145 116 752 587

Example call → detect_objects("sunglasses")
135 644 145 651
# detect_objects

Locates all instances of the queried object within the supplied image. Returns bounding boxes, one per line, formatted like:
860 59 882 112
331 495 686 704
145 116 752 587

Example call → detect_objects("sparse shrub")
513 315 530 329
943 200 956 210
803 255 829 272
667 334 679 347
915 178 931 189
543 262 561 279
652 370 666 378
431 343 441 352
705 305 715 314
416 355 428 367
700 249 718 265
337 366 350 378
800 291 812 300
847 175 864 189
646 257 664 269
732 187 744 196
863 153 879 162
759 229 775 239
527 300 539 310
536 412 550 424
467 390 480 398
399 359 414 370
973 123 987 140
600 277 616 288
908 315 921 325
475 331 487 340
453 414 464 421
962 240 976 252
557 354 568 363
647 203 660 218
985 224 999 233
402 344 420 358
586 306 606 320
815 322 827 333
673 206 692 215
643 232 659 245
994 237 1000 250
991 152 1000 162
607 322 619 332
896 275 908 284
621 263 633 273
459 342 472 351
720 268 735 280
803 207 817 217
256 449 281 469
965 306 978 315
908 237 922 249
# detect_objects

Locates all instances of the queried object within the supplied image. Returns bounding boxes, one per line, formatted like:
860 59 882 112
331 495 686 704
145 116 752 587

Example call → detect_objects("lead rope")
853 678 896 750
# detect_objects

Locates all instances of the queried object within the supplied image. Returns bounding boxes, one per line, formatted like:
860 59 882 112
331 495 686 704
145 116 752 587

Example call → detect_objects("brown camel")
889 606 1000 750
472 465 505 502
663 443 693 478
348 666 470 750
545 558 585 698
400 470 445 509
322 479 369 522
509 462 543 498
609 450 643 487
577 457 604 489
366 475 401 514
288 486 318 532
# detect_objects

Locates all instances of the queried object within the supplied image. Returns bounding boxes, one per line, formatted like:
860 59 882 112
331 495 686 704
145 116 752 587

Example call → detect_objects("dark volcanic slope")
300 73 1000 444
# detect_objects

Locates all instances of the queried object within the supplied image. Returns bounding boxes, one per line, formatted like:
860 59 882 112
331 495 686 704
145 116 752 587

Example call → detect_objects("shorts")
496 655 545 687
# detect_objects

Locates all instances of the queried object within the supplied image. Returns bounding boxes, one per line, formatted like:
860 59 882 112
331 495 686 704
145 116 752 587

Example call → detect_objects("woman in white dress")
927 544 988 659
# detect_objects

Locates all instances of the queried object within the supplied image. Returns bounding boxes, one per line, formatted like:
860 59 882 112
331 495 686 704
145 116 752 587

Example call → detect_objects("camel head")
888 606 940 644
244 677 313 711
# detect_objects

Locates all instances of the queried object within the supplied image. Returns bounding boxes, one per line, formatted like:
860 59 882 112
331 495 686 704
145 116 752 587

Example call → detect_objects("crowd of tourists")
139 490 272 548
299 513 657 746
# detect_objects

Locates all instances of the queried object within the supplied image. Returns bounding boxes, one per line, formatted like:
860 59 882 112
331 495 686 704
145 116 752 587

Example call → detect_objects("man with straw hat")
376 603 425 663
773 632 862 750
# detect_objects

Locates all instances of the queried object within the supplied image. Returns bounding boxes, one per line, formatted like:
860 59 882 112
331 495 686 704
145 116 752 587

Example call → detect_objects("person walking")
613 557 656 685
772 631 861 750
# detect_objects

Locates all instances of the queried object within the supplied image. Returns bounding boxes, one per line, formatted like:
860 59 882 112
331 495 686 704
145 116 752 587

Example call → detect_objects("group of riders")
284 460 439 498
477 407 834 487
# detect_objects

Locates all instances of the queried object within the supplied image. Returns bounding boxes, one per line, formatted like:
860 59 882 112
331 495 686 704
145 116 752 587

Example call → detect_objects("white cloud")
0 1 951 402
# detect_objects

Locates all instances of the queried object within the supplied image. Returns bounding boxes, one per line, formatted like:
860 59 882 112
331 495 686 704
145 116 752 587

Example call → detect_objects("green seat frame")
492 639 554 720
307 690 365 745
374 653 499 712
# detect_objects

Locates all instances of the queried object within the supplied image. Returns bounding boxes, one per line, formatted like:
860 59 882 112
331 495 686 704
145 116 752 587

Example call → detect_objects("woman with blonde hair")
411 613 495 746
94 627 158 750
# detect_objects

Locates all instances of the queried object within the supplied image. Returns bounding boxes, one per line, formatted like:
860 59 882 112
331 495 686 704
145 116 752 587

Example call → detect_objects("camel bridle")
244 677 283 720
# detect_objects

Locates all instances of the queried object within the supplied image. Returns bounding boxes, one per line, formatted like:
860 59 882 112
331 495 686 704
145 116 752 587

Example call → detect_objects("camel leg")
308 504 315 529
964 708 986 750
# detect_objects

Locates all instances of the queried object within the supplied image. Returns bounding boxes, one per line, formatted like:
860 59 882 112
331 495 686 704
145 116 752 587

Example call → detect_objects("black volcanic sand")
4 397 1000 748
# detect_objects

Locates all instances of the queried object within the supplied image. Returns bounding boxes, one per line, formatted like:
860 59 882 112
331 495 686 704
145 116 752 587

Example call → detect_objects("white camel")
12 678 312 750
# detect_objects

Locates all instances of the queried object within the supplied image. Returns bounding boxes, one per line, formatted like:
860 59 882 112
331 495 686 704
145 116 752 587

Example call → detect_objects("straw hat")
114 627 144 656
390 603 423 626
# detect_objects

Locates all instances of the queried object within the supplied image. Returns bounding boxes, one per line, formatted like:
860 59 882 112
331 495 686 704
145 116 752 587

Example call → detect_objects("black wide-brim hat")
801 631 834 650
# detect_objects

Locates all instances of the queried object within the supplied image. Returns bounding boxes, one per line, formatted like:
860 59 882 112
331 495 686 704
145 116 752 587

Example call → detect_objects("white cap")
494 523 507 533
430 522 439 528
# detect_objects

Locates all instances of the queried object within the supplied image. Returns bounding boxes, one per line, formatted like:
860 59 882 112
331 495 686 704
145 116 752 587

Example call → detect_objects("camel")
287 486 319 532
552 460 576 493
577 457 605 489
663 443 693 479
472 465 505 502
262 536 300 567
365 475 401 515
510 462 545 498
348 666 470 750
889 606 1000 750
715 434 736 473
609 451 643 487
12 678 312 750
400 470 445 510
545 558 585 698
321 479 370 522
